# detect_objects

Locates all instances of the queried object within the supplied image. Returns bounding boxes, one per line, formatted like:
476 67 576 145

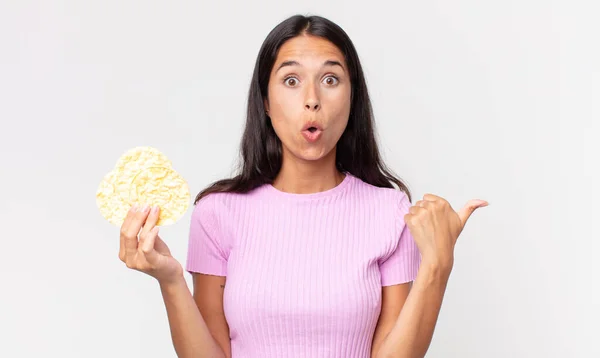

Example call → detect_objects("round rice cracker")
112 146 173 202
128 166 190 226
96 170 130 226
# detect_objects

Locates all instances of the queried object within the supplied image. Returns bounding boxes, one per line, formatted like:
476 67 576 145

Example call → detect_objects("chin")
295 146 332 162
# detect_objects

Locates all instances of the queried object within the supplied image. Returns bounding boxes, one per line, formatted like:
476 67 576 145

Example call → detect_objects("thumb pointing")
457 199 489 227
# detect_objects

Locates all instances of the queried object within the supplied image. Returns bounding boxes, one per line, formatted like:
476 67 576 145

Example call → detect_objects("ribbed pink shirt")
185 173 421 358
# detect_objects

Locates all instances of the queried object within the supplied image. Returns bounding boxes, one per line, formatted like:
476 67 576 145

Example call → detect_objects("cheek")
270 87 303 116
324 84 351 113
269 95 304 135
269 114 300 149
326 98 351 137
328 118 349 145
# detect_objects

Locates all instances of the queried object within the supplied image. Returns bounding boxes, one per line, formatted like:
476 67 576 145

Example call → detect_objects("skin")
119 204 225 358
118 34 488 358
265 34 351 193
374 196 488 357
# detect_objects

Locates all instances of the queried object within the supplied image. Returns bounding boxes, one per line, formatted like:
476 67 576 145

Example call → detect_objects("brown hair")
195 14 411 204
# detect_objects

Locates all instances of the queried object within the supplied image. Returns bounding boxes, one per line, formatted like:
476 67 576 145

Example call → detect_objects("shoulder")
191 191 230 225
191 187 264 222
350 174 411 211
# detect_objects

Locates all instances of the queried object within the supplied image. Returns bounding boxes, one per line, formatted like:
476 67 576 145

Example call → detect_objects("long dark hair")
194 14 411 204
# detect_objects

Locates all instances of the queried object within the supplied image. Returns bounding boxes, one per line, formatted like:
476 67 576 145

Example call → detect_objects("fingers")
139 205 160 257
409 199 435 216
140 227 161 265
139 205 160 244
457 199 489 225
423 193 443 202
416 195 487 222
415 200 433 208
409 205 426 215
121 203 138 229
122 203 152 256
423 194 454 213
119 204 138 262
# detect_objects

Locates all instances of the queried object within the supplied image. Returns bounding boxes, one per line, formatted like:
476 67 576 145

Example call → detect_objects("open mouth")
301 125 322 143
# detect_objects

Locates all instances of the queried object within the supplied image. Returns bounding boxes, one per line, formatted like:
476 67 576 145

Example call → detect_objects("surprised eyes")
284 75 339 87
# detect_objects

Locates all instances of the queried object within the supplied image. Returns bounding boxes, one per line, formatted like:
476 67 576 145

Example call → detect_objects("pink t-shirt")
185 173 421 358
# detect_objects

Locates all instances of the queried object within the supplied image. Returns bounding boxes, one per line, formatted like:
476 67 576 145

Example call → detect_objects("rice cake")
129 166 190 226
95 146 190 227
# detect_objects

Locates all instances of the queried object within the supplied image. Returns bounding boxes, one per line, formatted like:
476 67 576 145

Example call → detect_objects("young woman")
118 14 487 358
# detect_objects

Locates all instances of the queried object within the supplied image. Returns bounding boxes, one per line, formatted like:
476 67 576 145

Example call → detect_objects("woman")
118 14 487 358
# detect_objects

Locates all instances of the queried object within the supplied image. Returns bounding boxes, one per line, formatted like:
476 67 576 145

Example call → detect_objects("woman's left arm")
375 194 488 358
374 258 450 358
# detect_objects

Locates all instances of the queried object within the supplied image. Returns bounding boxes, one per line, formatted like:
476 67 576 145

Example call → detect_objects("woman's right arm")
159 276 228 358
118 204 229 358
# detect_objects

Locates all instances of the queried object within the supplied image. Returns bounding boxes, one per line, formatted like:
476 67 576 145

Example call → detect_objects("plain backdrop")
1 0 598 357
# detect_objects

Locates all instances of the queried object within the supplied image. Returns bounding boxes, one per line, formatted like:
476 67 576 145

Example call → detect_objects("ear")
263 98 270 113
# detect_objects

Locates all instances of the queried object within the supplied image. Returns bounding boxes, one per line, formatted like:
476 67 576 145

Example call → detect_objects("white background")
0 0 598 357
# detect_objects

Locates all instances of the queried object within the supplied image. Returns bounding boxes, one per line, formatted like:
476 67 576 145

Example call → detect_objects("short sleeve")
379 193 422 286
185 194 228 277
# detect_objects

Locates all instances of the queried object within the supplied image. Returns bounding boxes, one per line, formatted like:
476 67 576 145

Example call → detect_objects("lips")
301 122 323 143
302 122 323 132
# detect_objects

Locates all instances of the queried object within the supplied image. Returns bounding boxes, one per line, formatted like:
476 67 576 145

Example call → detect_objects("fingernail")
141 203 149 212
132 203 139 212
152 205 159 214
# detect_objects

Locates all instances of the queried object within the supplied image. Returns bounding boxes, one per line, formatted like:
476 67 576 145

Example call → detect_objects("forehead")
275 35 345 65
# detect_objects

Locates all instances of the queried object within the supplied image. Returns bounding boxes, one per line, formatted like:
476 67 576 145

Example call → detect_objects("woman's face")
265 35 352 163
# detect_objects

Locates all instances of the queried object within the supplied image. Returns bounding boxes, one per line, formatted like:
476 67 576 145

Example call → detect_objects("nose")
305 100 319 111
304 83 320 112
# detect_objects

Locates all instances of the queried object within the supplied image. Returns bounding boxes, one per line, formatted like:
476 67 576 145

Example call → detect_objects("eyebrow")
275 60 345 73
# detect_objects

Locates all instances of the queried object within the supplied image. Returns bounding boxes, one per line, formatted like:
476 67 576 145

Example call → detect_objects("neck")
272 149 345 194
